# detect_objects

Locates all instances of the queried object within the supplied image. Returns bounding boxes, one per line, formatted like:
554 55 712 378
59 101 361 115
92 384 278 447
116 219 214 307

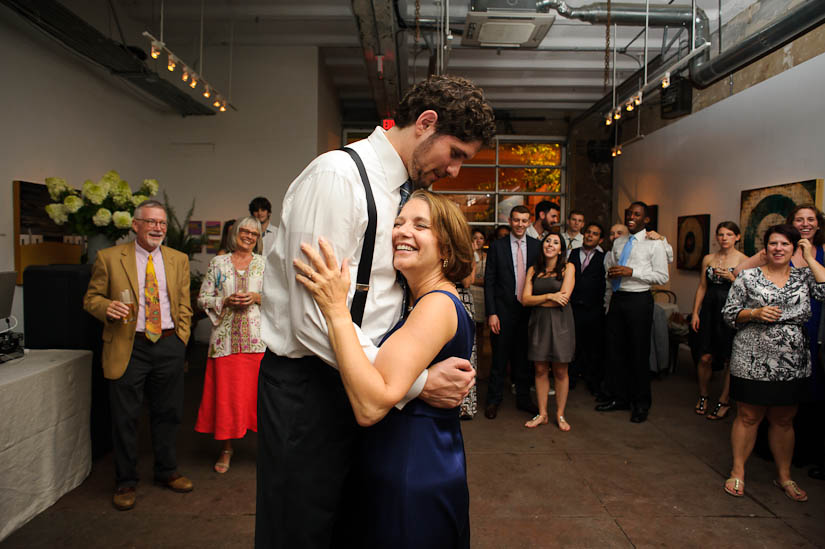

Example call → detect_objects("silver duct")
545 0 825 126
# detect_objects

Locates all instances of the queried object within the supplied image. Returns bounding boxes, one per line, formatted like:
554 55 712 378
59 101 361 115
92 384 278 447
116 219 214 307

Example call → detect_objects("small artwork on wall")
739 179 823 256
677 214 710 271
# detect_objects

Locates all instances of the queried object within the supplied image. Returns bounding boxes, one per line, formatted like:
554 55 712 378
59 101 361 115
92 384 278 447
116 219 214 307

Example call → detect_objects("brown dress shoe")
113 486 136 511
484 403 499 419
158 472 193 493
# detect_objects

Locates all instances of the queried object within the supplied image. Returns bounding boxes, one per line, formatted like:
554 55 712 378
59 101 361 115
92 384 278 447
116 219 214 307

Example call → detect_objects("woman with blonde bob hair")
294 189 475 548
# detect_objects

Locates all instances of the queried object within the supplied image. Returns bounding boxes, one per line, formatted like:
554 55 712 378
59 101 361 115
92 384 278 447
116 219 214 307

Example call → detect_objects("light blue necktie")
611 234 635 292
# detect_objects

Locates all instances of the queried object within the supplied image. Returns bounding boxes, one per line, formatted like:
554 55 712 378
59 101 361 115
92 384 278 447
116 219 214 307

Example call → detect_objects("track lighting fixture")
143 31 232 112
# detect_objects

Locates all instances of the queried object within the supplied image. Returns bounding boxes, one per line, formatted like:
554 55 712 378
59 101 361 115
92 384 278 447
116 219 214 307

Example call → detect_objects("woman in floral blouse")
721 224 825 502
195 216 266 473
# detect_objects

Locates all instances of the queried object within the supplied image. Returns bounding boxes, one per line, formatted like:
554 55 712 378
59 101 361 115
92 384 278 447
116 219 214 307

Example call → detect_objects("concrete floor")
4 345 824 548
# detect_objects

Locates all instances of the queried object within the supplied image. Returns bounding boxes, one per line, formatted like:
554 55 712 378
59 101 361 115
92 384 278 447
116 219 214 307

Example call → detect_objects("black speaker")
661 76 693 119
23 264 112 459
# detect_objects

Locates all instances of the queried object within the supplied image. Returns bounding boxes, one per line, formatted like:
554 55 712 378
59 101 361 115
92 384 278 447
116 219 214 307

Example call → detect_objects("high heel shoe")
214 449 233 474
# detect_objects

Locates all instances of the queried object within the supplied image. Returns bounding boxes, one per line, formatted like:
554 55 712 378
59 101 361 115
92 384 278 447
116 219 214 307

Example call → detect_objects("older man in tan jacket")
84 199 193 511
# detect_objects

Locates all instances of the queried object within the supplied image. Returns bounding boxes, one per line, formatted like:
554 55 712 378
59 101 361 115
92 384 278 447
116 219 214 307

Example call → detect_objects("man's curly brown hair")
395 75 496 147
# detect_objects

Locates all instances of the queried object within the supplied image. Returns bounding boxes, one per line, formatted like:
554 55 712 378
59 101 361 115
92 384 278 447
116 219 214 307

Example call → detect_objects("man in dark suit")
84 200 193 511
484 205 540 419
567 222 606 395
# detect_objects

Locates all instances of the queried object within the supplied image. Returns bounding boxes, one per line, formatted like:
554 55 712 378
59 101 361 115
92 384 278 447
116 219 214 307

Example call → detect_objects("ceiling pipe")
690 0 825 88
548 0 825 128
537 1 709 127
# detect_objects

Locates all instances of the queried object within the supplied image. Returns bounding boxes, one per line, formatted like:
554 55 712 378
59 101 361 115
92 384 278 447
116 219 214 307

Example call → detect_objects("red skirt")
195 353 263 440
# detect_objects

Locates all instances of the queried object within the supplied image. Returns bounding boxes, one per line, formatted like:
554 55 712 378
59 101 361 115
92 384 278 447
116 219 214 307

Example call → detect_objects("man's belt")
136 329 176 341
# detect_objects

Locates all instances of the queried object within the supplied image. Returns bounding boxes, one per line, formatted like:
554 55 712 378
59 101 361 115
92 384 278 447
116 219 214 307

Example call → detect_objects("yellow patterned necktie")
145 254 162 342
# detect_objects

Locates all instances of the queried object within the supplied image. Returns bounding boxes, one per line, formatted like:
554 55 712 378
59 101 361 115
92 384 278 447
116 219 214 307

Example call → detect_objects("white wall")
613 52 825 310
0 8 336 329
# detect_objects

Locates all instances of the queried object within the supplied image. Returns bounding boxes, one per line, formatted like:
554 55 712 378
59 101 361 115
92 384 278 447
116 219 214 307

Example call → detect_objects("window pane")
499 142 561 166
431 167 496 192
499 167 561 193
438 193 495 223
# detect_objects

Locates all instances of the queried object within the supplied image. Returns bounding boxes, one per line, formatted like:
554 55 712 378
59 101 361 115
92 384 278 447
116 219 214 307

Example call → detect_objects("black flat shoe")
809 466 825 480
595 400 630 412
630 408 649 423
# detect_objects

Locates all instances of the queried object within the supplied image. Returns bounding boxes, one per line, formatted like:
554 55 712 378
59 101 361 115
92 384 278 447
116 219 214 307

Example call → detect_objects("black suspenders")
340 147 376 327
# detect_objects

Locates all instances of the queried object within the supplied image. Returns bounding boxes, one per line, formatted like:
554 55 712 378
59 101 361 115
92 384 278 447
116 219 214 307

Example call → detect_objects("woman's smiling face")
392 198 442 276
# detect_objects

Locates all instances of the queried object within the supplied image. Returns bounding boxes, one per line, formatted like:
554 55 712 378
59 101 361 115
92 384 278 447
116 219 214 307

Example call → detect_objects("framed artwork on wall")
739 179 823 256
677 214 710 271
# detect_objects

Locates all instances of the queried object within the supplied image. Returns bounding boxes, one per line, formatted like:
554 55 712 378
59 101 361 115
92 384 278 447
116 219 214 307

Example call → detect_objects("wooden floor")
5 345 824 548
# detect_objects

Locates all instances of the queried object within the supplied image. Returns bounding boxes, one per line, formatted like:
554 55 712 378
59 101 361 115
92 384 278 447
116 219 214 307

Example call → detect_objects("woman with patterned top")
721 224 825 502
195 216 266 473
689 222 747 419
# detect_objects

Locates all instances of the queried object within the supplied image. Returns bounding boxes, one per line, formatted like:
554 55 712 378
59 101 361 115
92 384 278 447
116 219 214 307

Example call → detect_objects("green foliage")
162 191 207 259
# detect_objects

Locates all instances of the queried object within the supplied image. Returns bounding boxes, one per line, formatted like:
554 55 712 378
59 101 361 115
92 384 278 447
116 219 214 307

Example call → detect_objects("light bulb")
634 92 643 106
213 96 222 108
626 101 634 112
219 101 227 112
167 55 176 71
611 148 617 157
613 109 621 120
605 117 612 126
202 86 211 98
662 72 671 89
189 74 198 88
617 147 622 156
182 68 190 82
150 41 163 59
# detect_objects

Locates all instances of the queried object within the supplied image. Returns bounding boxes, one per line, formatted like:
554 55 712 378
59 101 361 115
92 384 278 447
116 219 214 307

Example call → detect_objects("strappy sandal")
724 477 744 497
214 449 233 474
557 416 571 432
694 395 709 415
773 479 808 502
707 401 731 420
524 414 548 428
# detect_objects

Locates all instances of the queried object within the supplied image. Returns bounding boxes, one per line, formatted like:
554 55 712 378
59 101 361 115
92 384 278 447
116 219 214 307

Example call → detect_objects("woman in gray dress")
522 232 576 431
721 224 825 502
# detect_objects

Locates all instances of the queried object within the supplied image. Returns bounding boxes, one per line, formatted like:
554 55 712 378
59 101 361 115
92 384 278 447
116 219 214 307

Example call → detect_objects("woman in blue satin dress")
295 190 475 548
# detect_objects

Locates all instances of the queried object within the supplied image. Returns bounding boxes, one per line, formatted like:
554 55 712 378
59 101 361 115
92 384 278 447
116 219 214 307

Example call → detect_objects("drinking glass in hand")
120 289 136 324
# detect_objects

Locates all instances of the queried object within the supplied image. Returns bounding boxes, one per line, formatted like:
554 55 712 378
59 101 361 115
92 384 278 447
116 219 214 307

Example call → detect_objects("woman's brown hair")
408 190 474 283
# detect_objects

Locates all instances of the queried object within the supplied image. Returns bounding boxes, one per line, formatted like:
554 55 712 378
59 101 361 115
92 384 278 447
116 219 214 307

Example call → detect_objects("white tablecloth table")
0 350 92 541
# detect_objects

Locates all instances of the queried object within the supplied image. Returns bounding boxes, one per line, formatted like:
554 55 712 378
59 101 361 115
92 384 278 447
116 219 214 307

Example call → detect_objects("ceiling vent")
462 0 554 48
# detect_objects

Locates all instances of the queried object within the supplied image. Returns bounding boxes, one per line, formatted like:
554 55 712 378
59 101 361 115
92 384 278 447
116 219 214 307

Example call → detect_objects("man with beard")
526 200 559 240
255 75 496 548
598 202 669 423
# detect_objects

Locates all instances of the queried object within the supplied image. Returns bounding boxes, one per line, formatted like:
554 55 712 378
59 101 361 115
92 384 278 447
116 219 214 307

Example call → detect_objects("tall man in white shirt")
255 75 496 548
597 201 669 423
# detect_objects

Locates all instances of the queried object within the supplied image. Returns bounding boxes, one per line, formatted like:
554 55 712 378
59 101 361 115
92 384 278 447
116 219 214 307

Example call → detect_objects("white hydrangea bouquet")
44 170 160 241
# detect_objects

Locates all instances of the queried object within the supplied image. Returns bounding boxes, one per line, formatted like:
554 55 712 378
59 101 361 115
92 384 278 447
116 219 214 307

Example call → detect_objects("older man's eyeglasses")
135 218 168 228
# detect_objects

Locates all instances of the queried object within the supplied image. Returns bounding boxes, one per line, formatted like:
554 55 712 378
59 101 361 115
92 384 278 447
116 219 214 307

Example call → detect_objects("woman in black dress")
689 221 746 419
522 232 576 431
